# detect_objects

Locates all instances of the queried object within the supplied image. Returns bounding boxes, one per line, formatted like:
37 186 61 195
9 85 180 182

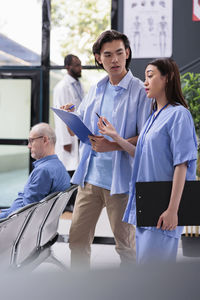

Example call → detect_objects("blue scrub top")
123 104 197 238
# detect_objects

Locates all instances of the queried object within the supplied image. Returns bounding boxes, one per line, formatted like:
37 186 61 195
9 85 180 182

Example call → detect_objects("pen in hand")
95 112 107 126
68 104 75 110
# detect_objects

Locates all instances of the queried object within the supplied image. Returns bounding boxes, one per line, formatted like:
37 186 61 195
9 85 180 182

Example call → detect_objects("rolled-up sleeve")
169 109 197 167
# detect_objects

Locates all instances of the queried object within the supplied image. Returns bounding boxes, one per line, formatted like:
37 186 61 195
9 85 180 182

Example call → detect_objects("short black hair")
64 54 78 67
92 30 132 70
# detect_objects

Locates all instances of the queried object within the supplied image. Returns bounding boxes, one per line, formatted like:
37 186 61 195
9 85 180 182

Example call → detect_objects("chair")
39 184 78 247
0 202 38 270
13 192 60 267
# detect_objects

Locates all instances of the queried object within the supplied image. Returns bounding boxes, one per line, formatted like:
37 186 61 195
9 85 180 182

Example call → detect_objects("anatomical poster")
123 0 173 58
193 0 200 21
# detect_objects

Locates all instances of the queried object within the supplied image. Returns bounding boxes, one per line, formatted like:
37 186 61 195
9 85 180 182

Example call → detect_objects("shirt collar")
64 73 79 85
33 154 57 168
97 70 133 90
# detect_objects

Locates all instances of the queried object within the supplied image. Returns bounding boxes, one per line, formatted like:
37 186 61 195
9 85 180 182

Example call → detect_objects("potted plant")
181 72 200 257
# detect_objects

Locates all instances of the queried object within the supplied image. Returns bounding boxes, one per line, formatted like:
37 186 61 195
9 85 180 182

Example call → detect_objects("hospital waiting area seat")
0 184 200 300
0 185 78 271
0 182 200 273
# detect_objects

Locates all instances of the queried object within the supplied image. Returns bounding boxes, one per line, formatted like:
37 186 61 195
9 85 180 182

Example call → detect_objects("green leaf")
181 72 200 136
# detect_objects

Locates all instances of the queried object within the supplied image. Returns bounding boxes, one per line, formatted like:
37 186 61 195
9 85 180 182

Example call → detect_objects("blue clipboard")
51 107 94 144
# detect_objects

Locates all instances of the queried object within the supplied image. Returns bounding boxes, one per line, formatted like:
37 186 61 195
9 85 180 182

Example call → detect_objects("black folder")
136 181 200 227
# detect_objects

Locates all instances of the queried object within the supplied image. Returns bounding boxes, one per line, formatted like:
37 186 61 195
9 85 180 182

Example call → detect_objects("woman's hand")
156 163 187 231
98 117 118 139
60 103 75 112
156 208 178 231
97 116 135 156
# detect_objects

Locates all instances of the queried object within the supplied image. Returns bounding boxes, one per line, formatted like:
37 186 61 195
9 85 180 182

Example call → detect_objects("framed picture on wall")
123 0 173 58
193 0 200 21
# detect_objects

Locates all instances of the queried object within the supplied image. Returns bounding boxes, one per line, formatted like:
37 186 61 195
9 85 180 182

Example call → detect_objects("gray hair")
31 123 56 145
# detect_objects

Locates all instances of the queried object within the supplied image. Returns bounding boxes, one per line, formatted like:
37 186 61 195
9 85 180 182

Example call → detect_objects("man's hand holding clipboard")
51 106 94 145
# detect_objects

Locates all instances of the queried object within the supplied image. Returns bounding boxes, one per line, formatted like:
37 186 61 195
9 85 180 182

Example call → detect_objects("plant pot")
181 234 200 257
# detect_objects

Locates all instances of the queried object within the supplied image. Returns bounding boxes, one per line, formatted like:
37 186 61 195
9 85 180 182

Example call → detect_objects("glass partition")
50 0 111 65
0 145 29 208
0 0 42 66
0 77 31 208
49 68 106 128
0 79 31 139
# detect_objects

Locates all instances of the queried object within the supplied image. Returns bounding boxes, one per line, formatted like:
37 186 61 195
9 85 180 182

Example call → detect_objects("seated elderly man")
0 123 70 219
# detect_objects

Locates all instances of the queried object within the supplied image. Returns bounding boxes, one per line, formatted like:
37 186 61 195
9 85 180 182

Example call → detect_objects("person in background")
61 30 151 269
0 123 70 219
53 54 84 211
98 58 197 263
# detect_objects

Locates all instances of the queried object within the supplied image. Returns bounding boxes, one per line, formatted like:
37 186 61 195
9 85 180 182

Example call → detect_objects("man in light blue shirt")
64 30 151 269
0 123 70 219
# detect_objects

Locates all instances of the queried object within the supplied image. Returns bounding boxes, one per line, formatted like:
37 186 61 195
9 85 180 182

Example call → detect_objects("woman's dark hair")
147 58 188 109
92 30 132 70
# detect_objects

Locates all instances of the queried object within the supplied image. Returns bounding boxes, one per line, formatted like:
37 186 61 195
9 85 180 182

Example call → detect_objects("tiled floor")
34 208 200 272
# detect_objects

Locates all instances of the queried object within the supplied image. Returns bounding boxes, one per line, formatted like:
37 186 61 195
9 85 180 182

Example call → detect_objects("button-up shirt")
71 70 151 195
0 155 70 218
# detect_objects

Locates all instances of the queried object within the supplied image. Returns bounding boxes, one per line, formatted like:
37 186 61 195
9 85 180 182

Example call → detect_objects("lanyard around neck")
141 102 169 147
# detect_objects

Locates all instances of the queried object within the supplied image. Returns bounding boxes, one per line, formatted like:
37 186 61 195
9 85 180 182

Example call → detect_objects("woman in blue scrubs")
98 58 197 263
